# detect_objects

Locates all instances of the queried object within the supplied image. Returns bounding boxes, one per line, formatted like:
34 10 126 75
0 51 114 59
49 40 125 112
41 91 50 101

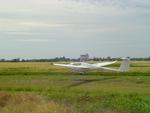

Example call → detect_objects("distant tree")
0 59 5 62
106 56 111 61
11 58 20 62
21 59 26 62
148 56 150 60
93 57 100 61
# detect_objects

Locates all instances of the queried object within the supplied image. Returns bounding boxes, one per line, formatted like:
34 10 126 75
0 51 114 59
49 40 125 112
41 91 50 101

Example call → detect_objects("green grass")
0 61 150 113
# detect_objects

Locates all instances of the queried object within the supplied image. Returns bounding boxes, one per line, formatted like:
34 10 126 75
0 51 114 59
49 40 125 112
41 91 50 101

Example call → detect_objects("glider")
54 58 130 74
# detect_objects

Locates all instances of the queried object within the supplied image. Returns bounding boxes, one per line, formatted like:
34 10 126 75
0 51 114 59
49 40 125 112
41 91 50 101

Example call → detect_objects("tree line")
0 56 150 62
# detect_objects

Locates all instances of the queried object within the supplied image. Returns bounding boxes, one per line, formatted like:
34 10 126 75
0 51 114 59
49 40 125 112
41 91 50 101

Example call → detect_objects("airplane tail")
119 58 130 72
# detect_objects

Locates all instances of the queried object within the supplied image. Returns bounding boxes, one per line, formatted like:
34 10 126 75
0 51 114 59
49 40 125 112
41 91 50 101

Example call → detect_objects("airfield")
0 61 150 113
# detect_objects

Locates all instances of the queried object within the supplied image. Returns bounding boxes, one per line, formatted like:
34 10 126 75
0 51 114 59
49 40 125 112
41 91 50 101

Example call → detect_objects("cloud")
0 19 66 32
0 0 149 58
16 38 49 42
64 0 149 8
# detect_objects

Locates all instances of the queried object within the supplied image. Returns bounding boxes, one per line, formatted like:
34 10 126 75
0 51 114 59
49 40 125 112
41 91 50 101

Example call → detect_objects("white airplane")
54 58 130 74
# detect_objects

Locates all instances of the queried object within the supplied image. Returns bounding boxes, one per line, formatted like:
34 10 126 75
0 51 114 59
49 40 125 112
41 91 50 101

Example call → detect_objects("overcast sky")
0 0 150 59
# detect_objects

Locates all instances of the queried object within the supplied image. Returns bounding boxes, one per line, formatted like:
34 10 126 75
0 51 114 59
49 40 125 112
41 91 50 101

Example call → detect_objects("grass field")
0 61 150 113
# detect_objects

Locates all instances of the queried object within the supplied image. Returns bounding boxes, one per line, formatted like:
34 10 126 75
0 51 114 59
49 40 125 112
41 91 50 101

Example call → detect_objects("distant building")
80 53 89 61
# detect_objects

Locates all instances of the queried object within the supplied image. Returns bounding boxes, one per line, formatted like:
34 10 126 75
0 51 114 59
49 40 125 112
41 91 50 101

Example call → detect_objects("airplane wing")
94 61 117 67
54 64 89 69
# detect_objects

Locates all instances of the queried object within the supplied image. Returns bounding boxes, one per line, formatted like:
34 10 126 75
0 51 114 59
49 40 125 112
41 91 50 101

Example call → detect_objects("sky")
0 0 150 59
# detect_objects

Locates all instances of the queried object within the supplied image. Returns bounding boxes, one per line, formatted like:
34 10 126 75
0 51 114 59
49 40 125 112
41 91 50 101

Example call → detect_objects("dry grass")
0 92 75 113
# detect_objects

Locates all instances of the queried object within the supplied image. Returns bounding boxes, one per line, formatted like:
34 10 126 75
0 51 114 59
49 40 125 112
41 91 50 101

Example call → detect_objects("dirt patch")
0 92 75 113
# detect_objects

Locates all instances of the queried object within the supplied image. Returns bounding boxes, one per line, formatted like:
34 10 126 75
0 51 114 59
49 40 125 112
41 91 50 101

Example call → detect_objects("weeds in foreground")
0 92 75 113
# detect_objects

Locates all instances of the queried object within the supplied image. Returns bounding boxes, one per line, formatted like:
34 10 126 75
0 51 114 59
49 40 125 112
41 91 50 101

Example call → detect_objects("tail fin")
119 58 130 72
